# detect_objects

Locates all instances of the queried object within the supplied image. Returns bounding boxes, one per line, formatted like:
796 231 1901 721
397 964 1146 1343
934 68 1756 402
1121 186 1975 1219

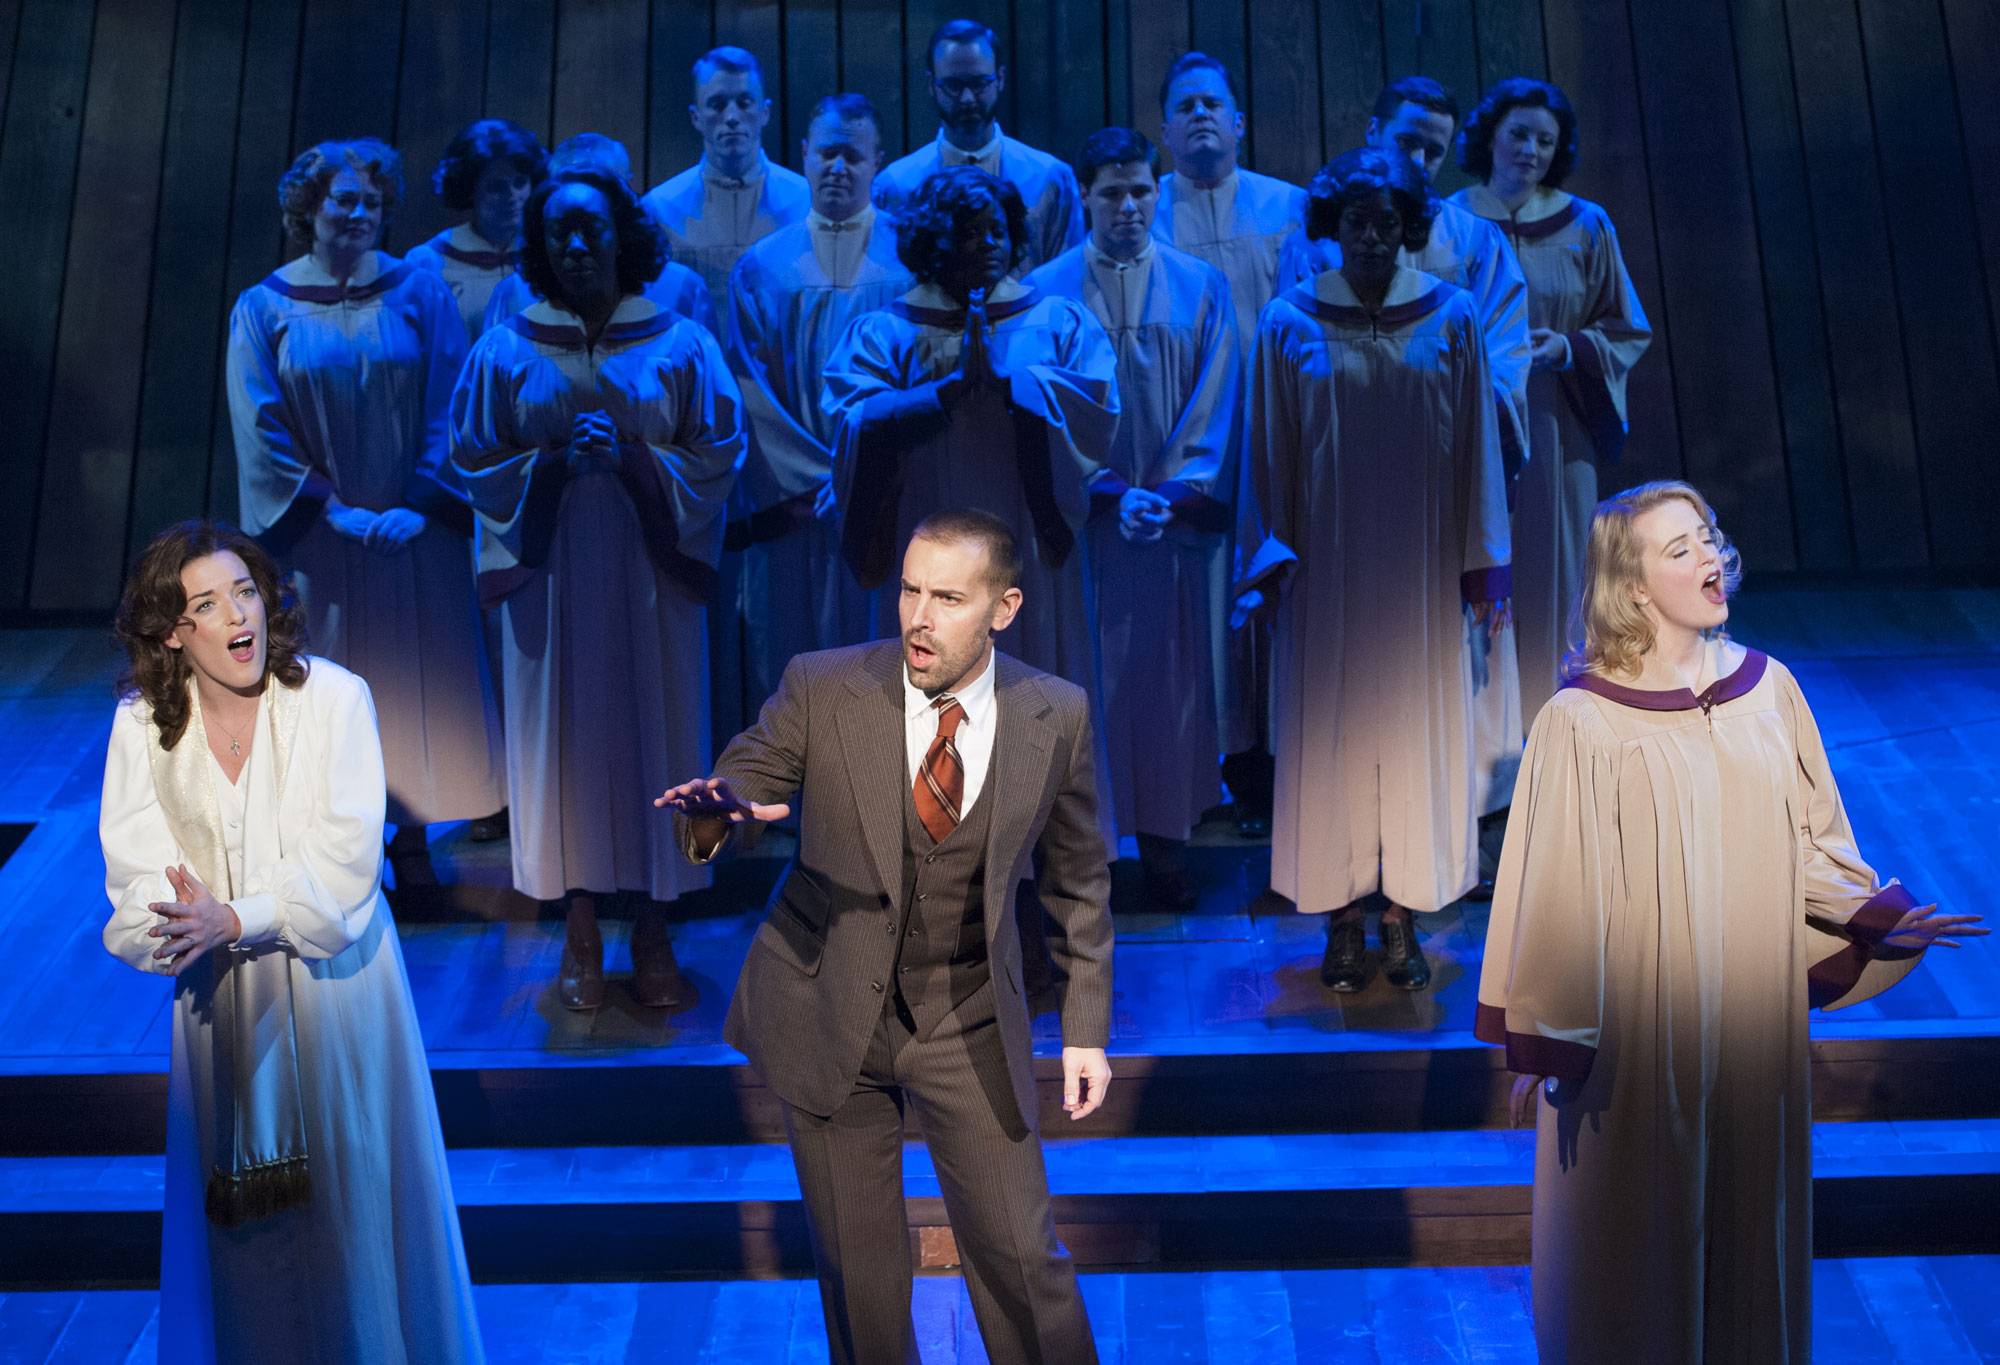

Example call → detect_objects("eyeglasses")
934 75 998 98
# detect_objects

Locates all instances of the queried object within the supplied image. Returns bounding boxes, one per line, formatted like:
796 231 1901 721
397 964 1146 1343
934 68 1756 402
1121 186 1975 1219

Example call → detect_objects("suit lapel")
983 655 1057 941
836 642 909 902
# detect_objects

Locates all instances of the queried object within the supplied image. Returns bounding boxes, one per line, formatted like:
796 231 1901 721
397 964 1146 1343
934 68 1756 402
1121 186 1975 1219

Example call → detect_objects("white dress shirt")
903 647 999 812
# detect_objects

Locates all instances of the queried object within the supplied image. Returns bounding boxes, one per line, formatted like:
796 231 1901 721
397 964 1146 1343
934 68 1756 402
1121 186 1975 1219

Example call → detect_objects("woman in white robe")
1025 127 1240 904
1249 150 1510 994
405 118 547 340
101 523 482 1365
227 139 504 864
1451 80 1652 728
1477 481 1983 1363
451 168 744 1011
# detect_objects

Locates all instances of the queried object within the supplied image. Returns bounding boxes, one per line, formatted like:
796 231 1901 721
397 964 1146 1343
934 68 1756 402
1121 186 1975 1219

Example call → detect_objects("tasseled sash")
146 680 311 1227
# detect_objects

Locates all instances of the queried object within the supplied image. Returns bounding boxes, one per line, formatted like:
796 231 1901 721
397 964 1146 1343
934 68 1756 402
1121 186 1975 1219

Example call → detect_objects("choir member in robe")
720 94 912 737
640 46 811 332
1249 149 1510 993
1280 75 1534 835
406 118 547 341
451 169 745 1011
483 133 714 334
1453 78 1652 729
1025 128 1239 910
872 18 1085 275
1152 51 1309 840
824 165 1117 717
101 523 484 1365
227 139 503 885
1478 481 1985 1364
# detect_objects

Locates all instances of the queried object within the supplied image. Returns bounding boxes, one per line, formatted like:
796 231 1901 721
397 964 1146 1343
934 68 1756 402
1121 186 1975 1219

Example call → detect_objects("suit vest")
891 757 997 1037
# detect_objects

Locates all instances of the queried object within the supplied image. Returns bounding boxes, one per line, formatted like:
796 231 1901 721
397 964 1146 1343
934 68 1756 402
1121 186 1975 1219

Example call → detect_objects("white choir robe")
872 125 1085 275
101 661 482 1365
640 151 812 334
1477 644 1929 1364
1453 185 1652 727
450 296 746 902
405 222 518 340
717 207 912 736
1150 166 1307 759
481 256 714 336
1024 239 1239 842
1251 268 1511 914
1278 199 1535 812
227 251 504 826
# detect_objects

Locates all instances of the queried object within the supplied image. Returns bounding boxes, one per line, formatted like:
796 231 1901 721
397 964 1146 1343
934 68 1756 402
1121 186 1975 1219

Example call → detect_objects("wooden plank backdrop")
4 0 2000 613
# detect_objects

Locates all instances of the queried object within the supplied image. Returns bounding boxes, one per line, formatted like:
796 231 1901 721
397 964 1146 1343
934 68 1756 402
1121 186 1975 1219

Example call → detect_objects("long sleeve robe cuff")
1846 881 1919 944
1461 565 1512 604
229 891 280 947
1474 1002 1596 1084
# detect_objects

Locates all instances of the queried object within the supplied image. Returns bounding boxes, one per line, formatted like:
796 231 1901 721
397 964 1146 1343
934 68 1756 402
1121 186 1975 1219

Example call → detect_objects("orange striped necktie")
914 695 967 843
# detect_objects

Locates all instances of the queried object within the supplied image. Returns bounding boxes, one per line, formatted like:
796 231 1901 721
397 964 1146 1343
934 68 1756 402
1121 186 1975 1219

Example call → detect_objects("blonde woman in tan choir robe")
1248 149 1510 994
1477 481 1984 1364
1452 78 1651 727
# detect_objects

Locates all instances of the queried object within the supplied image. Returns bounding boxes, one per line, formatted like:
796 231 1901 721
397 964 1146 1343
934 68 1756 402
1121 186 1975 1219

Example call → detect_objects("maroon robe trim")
1559 332 1628 465
885 288 1045 329
402 468 475 539
435 240 518 271
615 436 722 605
1280 280 1454 331
254 470 335 558
259 261 415 305
503 310 682 348
1460 565 1512 604
1807 884 1923 1008
1474 1002 1596 1084
475 450 568 609
1498 200 1581 242
1562 649 1768 713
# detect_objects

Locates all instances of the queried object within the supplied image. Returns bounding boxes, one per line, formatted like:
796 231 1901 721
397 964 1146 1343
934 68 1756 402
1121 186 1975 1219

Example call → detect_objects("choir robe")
871 125 1085 275
1278 198 1535 812
716 207 912 739
405 222 518 340
227 251 504 826
1476 642 1929 1365
1150 167 1307 760
640 151 812 334
1453 184 1652 727
1024 239 1239 841
480 256 714 336
450 296 746 902
1250 268 1510 914
101 661 483 1365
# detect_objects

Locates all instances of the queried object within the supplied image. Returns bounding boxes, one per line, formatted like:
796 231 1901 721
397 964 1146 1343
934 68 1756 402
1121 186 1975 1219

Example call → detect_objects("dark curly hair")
1457 77 1579 188
430 118 547 212
518 168 666 306
1305 148 1439 251
278 139 403 251
114 522 310 752
895 166 1031 285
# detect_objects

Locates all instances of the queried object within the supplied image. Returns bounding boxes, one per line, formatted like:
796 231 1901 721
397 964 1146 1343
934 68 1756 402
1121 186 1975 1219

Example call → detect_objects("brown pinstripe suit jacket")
678 639 1113 1122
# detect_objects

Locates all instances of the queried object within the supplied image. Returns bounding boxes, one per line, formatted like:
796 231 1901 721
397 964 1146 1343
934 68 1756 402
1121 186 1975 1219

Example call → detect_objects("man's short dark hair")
926 18 1000 72
1372 76 1459 128
1458 77 1580 188
895 166 1032 284
1158 51 1239 115
911 509 1022 593
693 45 764 89
1305 147 1439 252
808 93 884 142
1077 127 1157 190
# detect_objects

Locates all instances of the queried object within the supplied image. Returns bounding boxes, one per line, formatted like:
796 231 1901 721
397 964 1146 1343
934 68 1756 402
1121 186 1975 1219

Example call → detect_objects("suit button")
869 981 883 993
900 965 911 974
916 893 930 902
925 853 937 864
886 921 896 935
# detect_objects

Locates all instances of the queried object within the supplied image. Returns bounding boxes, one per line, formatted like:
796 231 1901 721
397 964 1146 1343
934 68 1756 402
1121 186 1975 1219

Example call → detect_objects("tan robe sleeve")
1775 664 1929 1009
1475 695 1622 1082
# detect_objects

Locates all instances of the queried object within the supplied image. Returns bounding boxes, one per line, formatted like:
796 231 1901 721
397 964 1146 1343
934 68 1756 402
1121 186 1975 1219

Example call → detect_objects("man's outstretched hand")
654 776 791 824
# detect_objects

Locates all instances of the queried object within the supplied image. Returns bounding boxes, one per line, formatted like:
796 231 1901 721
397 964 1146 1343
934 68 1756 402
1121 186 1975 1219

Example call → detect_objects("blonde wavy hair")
1561 480 1741 682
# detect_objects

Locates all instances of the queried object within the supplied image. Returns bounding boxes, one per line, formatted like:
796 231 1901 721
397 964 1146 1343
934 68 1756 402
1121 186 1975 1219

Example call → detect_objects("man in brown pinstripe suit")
658 508 1112 1364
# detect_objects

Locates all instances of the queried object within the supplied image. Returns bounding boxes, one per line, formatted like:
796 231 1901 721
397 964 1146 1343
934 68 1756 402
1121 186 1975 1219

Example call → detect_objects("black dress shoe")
1380 915 1432 991
468 807 510 843
1320 917 1372 992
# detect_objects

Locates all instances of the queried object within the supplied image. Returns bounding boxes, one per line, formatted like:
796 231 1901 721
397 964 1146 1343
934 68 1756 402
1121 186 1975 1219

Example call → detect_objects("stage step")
8 1026 1998 1155
9 1121 1998 1286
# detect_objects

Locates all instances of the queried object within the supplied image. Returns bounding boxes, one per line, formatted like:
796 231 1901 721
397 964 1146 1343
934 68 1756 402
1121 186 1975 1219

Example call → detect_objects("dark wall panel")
0 0 95 611
6 0 2000 617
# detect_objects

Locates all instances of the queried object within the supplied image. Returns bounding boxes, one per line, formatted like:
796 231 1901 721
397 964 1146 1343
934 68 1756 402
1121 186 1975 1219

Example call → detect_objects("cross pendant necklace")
210 710 250 757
